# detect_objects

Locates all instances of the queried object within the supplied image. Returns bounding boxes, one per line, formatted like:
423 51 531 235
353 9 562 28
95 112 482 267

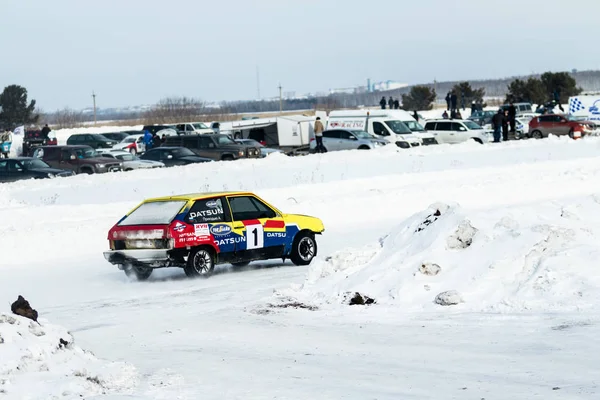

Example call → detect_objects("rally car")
103 191 325 280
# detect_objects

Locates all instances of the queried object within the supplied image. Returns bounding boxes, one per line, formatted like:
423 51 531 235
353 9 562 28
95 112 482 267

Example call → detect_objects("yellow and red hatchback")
104 191 325 280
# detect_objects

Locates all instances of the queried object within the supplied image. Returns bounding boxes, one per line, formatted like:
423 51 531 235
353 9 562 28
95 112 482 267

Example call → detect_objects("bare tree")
143 96 206 124
51 108 86 129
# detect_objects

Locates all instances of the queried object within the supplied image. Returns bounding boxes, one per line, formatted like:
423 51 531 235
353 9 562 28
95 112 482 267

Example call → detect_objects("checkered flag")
569 98 585 114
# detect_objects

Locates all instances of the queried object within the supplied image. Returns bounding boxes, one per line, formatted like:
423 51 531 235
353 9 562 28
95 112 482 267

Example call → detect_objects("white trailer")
568 95 600 122
207 115 316 154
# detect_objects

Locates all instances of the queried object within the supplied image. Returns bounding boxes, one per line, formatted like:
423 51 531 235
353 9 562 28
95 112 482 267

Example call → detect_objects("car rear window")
118 201 187 226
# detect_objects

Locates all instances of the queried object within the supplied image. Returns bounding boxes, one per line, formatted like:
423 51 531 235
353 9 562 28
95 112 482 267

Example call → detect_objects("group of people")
379 96 400 110
441 109 463 119
143 130 166 150
490 103 518 143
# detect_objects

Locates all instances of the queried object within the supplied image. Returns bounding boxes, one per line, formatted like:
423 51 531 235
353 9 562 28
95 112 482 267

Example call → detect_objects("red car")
528 114 597 139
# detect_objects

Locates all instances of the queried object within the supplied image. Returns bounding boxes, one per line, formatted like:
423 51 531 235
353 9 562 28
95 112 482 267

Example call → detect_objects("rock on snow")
0 313 137 398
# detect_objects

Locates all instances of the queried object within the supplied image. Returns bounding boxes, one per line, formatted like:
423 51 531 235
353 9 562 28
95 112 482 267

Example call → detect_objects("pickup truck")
164 134 260 161
33 145 123 174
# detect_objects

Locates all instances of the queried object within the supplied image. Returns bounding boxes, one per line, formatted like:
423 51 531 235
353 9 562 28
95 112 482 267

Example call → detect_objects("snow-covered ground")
2 136 600 398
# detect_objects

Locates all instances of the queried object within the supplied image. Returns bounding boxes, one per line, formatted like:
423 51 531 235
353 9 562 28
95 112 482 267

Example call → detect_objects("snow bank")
279 197 600 312
0 313 138 398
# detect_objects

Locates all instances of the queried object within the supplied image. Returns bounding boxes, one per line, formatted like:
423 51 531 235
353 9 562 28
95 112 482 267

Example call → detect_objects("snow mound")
0 313 138 398
279 199 600 312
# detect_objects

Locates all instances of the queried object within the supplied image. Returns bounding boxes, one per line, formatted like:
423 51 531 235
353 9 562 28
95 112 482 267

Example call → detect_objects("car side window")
437 122 452 131
144 150 160 161
0 160 7 171
228 196 276 221
339 131 354 140
424 122 436 130
7 160 23 172
451 122 466 131
323 131 340 139
373 122 388 136
539 116 551 123
183 137 198 148
185 197 228 223
199 137 215 148
61 149 72 160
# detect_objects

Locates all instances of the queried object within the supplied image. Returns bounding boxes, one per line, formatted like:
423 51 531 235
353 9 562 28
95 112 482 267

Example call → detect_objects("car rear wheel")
290 231 317 266
185 247 215 278
531 130 543 139
358 145 370 150
221 155 234 161
124 265 153 281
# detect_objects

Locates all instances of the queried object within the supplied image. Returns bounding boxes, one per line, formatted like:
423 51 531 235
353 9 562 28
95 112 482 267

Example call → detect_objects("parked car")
99 150 165 171
112 134 145 154
468 110 496 127
103 191 325 280
423 120 489 144
101 132 131 142
164 134 261 161
515 117 529 139
500 102 533 113
234 139 285 157
22 128 57 156
67 134 117 149
139 147 212 167
528 114 598 138
309 129 388 152
173 122 214 135
142 125 176 135
0 157 74 183
33 145 123 174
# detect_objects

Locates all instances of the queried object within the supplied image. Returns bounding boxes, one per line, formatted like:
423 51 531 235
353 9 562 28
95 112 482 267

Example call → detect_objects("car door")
226 195 286 257
322 130 341 151
339 130 358 150
179 197 233 249
435 122 453 143
555 116 570 136
198 136 217 159
0 160 9 182
58 149 78 172
537 115 553 136
450 122 467 143
6 160 30 182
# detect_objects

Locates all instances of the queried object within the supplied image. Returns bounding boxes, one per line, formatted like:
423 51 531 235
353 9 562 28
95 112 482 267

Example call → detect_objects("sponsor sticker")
210 224 232 236
173 222 186 232
206 200 221 208
194 223 210 237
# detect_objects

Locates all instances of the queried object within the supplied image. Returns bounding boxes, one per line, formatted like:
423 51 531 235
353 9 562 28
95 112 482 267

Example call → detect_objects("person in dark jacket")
413 110 419 121
152 133 161 148
388 97 394 110
41 124 51 137
508 102 517 133
380 97 387 109
502 110 510 141
460 92 466 110
450 92 458 112
445 92 451 111
491 110 504 143
394 99 400 109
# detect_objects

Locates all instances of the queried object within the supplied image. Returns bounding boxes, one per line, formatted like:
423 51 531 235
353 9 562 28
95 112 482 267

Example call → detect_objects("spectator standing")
491 109 504 143
41 124 51 137
379 97 387 109
413 110 419 121
143 130 153 151
394 99 400 109
508 102 517 133
314 117 325 153
450 92 458 112
502 110 510 141
460 91 466 110
445 92 451 111
388 97 394 110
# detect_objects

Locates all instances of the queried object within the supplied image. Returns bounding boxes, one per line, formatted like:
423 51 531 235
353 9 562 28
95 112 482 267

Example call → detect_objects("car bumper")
104 249 172 267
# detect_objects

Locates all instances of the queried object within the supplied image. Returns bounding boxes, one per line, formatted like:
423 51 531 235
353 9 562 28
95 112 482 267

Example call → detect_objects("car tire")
221 155 234 161
184 246 215 278
231 261 250 267
358 145 370 150
81 167 94 175
124 265 153 281
472 138 483 144
290 231 317 266
531 130 543 139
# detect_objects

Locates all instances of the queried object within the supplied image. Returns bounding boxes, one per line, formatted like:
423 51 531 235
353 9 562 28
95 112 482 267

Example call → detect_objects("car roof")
145 191 253 202
426 119 469 123
12 157 36 160
41 145 92 149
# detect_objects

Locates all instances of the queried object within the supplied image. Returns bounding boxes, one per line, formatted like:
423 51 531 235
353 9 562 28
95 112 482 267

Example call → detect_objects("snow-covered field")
2 134 600 399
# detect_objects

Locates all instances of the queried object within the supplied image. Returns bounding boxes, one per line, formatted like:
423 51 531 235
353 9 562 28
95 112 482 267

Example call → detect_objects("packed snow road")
1 137 600 399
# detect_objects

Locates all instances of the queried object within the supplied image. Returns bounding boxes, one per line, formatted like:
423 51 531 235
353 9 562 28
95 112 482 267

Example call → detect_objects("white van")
371 109 438 145
327 110 423 148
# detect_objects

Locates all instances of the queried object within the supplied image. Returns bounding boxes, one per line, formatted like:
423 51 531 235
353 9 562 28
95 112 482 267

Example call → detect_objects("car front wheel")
185 247 215 278
531 130 543 139
290 232 317 266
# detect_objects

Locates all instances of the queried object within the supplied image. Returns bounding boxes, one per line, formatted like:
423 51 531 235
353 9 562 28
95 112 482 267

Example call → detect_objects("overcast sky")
1 0 599 111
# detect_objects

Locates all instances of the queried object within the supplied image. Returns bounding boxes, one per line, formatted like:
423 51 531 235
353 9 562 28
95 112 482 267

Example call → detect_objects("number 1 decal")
245 223 264 250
